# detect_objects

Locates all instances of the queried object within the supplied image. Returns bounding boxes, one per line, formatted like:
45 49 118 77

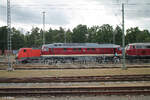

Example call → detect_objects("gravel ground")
0 68 150 78
0 95 149 100
0 81 150 88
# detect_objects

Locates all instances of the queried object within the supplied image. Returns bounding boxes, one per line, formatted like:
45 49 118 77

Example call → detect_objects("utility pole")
64 29 66 43
7 0 13 71
42 12 45 45
113 30 116 44
122 3 127 70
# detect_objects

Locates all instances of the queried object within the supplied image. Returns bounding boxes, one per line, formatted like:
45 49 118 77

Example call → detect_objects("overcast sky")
1 0 150 32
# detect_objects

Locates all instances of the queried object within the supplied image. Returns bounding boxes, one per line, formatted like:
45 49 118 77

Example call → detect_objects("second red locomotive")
125 43 150 59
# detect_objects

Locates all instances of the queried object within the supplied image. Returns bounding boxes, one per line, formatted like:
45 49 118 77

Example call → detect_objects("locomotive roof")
42 43 120 48
129 43 150 46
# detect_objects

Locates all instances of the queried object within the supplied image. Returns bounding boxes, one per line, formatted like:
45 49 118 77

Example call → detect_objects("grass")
0 68 150 78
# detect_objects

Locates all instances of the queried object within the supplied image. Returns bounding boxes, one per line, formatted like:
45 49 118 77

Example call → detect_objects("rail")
0 86 150 96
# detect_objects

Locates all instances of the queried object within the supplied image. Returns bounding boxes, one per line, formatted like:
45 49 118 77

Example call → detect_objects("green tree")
52 28 63 43
11 27 25 50
0 26 7 53
45 28 54 44
29 27 42 47
24 31 31 47
87 26 99 43
114 25 122 45
138 29 150 42
125 27 150 44
66 29 72 43
96 24 113 43
72 24 87 43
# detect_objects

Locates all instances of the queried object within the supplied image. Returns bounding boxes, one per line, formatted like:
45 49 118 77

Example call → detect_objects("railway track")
13 65 150 70
0 74 150 83
0 63 150 70
0 86 150 96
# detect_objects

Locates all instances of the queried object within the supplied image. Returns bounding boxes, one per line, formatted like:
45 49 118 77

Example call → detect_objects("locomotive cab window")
23 49 26 52
132 45 136 49
87 48 90 51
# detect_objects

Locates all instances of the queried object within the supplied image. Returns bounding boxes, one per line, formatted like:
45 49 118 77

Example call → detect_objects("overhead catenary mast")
122 3 127 70
7 0 13 71
42 12 45 45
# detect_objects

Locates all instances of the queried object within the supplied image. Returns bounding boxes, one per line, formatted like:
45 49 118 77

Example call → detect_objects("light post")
42 12 45 45
121 3 127 70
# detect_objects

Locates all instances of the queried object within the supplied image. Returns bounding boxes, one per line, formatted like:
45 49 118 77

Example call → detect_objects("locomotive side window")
136 45 142 49
146 46 150 48
73 48 76 51
92 48 95 51
78 48 81 51
87 48 90 51
64 48 67 51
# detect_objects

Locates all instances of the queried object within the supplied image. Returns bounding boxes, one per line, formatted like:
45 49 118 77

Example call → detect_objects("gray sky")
1 0 150 32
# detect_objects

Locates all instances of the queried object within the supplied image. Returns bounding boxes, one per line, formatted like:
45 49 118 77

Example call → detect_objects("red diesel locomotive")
16 43 121 63
41 43 121 56
16 48 41 63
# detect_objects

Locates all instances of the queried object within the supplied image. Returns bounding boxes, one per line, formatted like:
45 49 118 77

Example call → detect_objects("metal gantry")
7 0 13 71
